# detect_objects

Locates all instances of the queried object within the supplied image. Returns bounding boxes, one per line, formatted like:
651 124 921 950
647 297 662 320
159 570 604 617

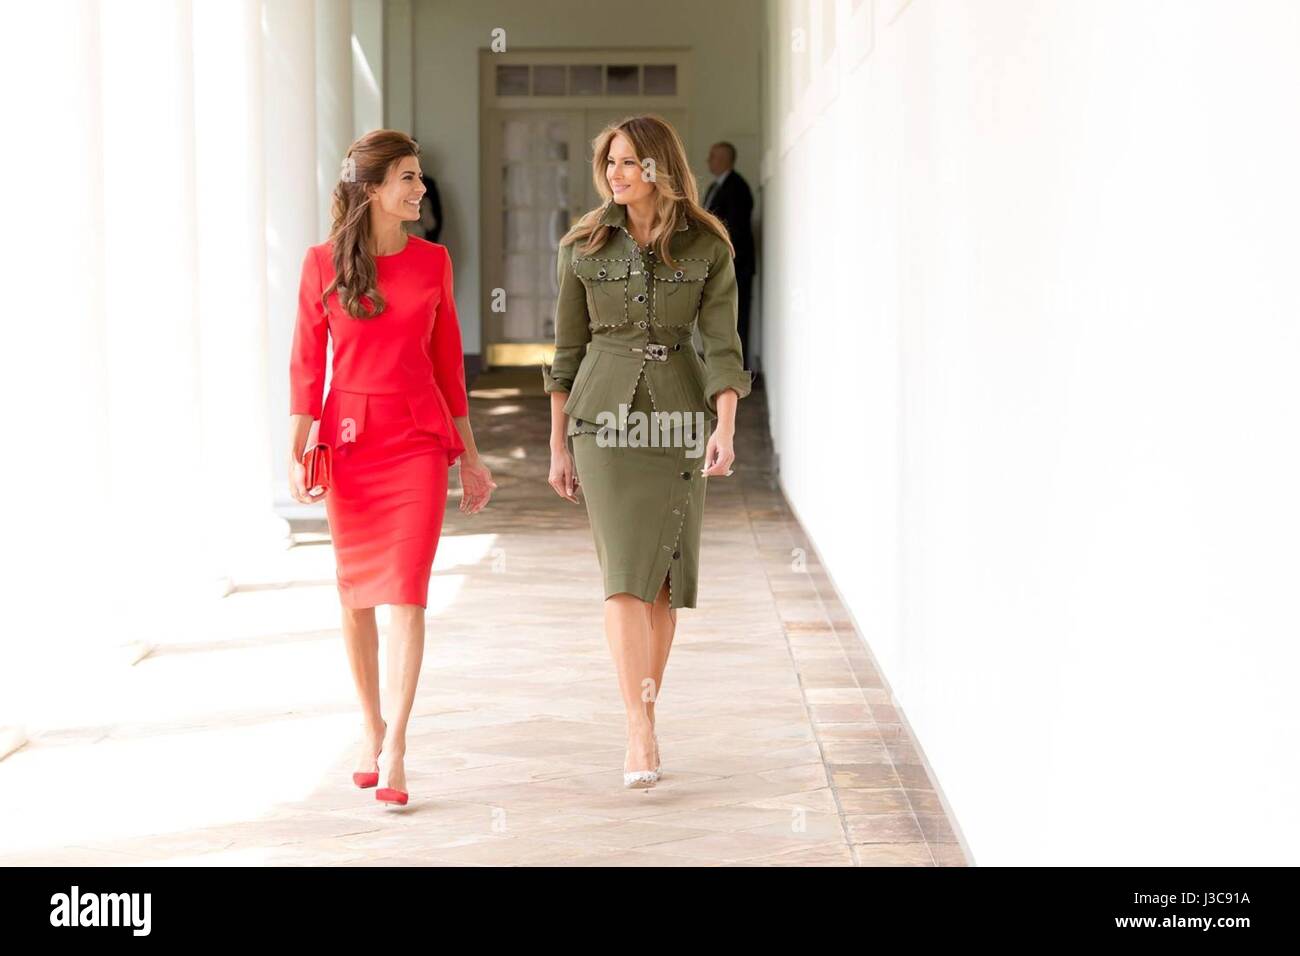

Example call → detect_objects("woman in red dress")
288 130 496 807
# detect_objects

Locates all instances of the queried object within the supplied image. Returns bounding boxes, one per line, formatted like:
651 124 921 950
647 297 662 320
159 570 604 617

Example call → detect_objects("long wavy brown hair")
561 115 734 270
322 129 421 319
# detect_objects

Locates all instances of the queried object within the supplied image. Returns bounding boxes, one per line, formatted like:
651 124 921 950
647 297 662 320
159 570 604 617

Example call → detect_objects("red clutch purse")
301 441 333 495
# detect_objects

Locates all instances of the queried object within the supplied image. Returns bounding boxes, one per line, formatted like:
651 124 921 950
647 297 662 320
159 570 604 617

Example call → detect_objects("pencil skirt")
323 391 451 609
569 425 709 611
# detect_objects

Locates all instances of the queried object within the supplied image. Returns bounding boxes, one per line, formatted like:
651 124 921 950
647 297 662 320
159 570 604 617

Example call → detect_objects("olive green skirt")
568 380 711 610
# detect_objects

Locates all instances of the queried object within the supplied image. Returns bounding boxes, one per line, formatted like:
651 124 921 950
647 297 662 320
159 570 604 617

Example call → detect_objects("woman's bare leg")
646 579 676 728
341 605 386 773
605 593 657 774
380 604 426 792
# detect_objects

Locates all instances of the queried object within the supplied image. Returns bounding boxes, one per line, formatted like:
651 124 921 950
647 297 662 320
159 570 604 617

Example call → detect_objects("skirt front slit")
569 374 709 610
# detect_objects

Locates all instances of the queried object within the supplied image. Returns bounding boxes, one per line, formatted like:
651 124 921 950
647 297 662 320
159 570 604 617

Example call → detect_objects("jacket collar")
598 199 691 232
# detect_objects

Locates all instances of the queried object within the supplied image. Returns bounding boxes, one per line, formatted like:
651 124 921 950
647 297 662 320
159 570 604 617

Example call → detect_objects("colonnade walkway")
0 370 966 867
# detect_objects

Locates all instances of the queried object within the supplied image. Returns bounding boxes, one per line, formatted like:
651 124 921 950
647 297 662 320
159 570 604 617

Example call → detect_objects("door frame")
478 48 692 367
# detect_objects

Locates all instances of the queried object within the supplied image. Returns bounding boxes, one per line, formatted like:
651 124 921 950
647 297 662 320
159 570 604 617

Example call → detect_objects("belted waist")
586 339 685 362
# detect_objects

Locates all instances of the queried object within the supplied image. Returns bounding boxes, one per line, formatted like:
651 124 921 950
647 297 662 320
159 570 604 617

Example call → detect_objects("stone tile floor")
0 369 968 866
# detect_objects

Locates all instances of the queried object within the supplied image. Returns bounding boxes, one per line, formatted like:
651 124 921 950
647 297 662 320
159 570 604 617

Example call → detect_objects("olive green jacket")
541 200 753 428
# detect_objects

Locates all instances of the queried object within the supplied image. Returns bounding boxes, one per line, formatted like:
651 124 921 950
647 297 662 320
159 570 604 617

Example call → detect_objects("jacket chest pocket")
652 260 708 328
573 257 631 328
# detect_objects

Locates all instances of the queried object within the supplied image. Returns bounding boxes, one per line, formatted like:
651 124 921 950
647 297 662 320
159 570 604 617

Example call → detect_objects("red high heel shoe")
376 747 408 805
353 722 386 788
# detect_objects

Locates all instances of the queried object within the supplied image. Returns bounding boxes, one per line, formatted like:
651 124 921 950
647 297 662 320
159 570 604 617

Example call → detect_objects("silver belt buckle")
644 343 668 361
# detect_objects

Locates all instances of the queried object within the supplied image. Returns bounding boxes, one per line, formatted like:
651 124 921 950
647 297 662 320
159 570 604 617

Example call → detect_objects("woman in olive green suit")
542 115 753 788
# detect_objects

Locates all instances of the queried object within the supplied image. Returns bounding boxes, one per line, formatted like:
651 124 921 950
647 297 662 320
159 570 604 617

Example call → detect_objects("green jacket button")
680 471 690 480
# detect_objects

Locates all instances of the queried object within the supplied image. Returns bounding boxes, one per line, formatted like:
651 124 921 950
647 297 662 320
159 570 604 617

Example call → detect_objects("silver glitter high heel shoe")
623 739 657 789
623 768 657 789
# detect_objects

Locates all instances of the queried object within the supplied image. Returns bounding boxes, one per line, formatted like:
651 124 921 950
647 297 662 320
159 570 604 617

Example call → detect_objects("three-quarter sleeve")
289 245 328 419
542 240 590 393
431 246 469 417
697 243 754 413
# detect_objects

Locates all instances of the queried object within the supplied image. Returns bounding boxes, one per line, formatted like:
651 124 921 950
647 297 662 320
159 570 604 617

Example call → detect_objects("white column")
192 0 288 586
97 0 205 643
316 0 355 239
264 0 320 504
0 0 111 740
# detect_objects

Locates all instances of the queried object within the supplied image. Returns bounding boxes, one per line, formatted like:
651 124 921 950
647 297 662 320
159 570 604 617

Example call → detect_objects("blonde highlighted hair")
560 114 735 270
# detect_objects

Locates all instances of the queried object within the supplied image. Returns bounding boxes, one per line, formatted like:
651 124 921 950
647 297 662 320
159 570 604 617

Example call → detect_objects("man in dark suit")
702 142 756 372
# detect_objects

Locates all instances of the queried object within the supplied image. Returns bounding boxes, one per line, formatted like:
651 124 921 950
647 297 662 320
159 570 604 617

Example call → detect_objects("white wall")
352 0 385 133
761 0 1300 864
384 0 414 133
401 0 765 355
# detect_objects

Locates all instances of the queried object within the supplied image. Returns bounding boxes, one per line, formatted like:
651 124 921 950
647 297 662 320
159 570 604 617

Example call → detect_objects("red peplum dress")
289 235 469 609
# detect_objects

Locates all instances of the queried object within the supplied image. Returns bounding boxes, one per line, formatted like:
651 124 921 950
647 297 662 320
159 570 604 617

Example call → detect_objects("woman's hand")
700 426 736 477
458 454 497 514
289 456 327 504
549 443 580 503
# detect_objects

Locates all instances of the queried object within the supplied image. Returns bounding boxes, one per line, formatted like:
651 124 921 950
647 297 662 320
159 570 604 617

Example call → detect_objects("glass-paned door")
483 112 586 351
481 107 691 365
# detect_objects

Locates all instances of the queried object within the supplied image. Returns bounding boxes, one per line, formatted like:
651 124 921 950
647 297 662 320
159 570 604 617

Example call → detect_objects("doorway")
478 52 690 367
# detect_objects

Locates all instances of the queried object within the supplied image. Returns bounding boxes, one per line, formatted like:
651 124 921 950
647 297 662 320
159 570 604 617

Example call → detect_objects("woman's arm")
549 391 578 502
288 248 328 502
450 415 482 464
432 247 495 511
289 413 314 463
542 240 590 397
696 243 751 477
696 244 753 415
545 241 587 502
289 246 328 419
431 247 471 438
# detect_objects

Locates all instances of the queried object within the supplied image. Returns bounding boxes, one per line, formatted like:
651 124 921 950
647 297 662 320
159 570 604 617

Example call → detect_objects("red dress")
289 235 469 609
